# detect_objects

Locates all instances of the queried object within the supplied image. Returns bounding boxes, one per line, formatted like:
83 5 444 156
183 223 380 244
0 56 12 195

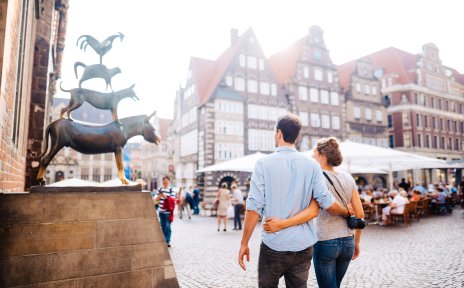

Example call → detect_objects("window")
247 79 258 93
239 54 245 67
321 114 330 129
433 136 438 149
364 85 370 95
215 120 244 136
215 143 244 160
330 92 339 106
234 77 245 91
320 90 329 104
455 139 460 151
331 115 340 130
354 107 361 119
260 82 270 95
81 168 89 180
432 117 436 129
104 168 112 181
299 112 309 126
181 129 198 156
441 137 445 149
372 86 378 95
303 67 309 78
327 72 333 83
271 84 277 96
365 108 372 121
313 50 321 60
376 110 382 122
449 138 453 150
440 118 444 130
298 86 308 100
389 135 394 148
404 133 411 147
247 56 257 69
248 129 275 152
426 135 430 148
417 134 422 148
388 115 393 128
314 68 323 81
402 113 409 126
226 76 233 86
416 114 421 127
93 168 101 182
424 116 428 128
258 58 264 71
438 99 442 109
310 88 318 103
356 83 361 93
447 120 451 131
454 121 458 133
311 113 321 127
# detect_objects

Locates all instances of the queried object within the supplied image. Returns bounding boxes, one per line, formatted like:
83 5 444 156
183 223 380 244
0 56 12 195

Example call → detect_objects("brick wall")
0 0 36 192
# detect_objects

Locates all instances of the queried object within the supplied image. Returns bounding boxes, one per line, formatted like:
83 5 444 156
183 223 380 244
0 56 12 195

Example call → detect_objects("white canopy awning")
196 152 268 173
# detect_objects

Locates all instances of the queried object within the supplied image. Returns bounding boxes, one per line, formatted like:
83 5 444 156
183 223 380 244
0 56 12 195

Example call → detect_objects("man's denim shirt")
246 147 335 252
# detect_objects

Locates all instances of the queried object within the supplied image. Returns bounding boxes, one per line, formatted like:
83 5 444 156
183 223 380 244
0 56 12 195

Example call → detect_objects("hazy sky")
58 0 464 119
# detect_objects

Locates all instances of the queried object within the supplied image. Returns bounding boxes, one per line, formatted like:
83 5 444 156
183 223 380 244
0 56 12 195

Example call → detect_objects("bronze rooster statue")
76 32 124 64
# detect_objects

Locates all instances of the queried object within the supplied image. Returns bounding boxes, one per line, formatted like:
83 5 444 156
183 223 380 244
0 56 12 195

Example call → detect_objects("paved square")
168 207 464 287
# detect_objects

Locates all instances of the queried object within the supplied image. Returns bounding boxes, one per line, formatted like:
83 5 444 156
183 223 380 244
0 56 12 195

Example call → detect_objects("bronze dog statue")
59 82 139 121
74 62 121 90
36 112 160 185
77 32 124 64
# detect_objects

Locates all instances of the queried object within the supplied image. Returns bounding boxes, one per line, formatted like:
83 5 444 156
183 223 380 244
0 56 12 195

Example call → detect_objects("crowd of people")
357 177 462 225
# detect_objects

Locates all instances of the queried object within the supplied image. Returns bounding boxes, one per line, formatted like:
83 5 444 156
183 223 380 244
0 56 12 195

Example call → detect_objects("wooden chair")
417 197 430 217
362 203 374 223
409 201 419 222
389 203 411 226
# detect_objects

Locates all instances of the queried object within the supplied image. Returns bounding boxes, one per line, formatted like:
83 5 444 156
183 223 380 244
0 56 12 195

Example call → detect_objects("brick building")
269 25 344 150
0 0 68 191
345 44 464 185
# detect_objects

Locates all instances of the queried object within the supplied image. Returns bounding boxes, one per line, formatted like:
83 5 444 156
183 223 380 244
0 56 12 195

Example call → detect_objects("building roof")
268 36 306 84
158 118 171 140
189 28 251 106
338 47 419 91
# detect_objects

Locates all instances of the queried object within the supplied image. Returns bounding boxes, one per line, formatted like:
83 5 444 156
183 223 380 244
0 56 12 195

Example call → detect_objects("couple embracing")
238 114 365 288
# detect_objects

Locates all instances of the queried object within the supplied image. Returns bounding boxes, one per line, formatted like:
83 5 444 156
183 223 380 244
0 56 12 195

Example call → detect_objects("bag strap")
322 171 348 208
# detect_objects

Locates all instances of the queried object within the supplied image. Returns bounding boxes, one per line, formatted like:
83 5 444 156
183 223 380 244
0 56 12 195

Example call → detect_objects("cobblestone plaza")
169 208 464 288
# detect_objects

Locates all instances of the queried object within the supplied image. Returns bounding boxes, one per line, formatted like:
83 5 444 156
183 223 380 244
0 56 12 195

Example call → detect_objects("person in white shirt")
231 183 244 230
381 190 408 224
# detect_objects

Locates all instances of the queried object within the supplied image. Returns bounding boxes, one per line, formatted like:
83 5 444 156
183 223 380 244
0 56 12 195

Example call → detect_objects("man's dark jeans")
313 236 354 288
233 204 243 229
258 243 313 288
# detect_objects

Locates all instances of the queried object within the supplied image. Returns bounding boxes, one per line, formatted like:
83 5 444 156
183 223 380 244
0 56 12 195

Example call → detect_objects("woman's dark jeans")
234 204 243 229
313 236 355 288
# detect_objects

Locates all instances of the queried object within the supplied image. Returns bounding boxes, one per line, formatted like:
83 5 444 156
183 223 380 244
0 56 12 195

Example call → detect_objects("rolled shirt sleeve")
246 160 265 216
312 166 335 210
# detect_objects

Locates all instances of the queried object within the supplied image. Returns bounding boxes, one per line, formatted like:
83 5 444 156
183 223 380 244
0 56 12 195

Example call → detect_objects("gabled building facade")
174 28 290 201
338 57 388 147
269 26 344 150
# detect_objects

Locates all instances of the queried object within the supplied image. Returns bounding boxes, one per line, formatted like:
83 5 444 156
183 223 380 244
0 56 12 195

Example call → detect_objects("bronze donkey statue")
74 62 121 90
36 111 160 185
59 82 139 121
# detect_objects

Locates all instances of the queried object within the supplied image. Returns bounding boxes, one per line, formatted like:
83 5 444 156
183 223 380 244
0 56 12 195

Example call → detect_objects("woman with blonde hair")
264 137 364 288
215 183 231 232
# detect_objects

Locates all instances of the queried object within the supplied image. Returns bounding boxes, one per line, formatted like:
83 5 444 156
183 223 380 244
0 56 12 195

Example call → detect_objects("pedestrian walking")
238 114 350 287
216 183 230 232
177 187 192 220
155 176 176 247
192 186 201 215
231 183 244 230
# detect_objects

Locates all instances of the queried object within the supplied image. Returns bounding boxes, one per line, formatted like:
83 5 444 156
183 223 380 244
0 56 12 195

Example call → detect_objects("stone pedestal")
0 190 179 287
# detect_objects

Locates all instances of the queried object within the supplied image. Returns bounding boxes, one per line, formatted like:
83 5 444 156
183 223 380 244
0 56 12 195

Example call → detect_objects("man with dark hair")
238 114 351 287
155 176 176 247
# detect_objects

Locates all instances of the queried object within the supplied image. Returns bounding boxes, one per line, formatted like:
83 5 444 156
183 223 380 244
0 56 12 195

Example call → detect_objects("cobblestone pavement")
168 207 464 288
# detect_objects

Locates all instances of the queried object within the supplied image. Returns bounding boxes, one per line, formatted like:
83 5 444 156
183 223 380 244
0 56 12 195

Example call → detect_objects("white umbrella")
302 140 450 188
196 152 268 173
